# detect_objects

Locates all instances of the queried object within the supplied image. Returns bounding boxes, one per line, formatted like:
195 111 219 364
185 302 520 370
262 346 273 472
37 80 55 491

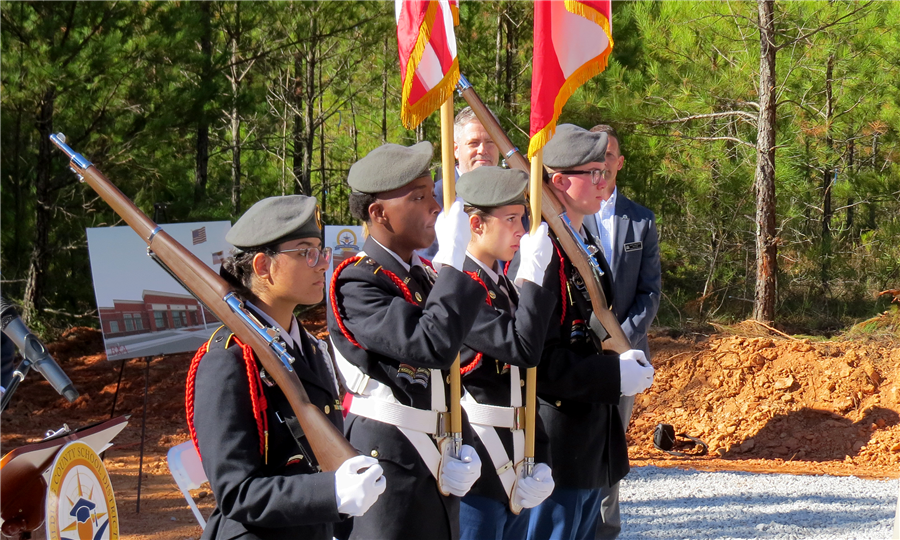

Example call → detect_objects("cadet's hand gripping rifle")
50 133 358 471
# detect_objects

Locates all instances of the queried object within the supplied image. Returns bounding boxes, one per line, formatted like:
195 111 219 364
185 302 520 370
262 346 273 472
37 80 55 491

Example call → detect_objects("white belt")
462 401 525 430
332 336 447 479
461 366 524 498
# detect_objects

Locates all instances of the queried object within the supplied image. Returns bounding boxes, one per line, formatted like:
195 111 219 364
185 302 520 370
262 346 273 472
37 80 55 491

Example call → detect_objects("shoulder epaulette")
186 326 269 460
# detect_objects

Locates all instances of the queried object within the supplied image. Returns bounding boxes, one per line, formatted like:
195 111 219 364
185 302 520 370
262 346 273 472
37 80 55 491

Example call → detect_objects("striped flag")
528 0 613 157
396 0 460 129
191 226 207 245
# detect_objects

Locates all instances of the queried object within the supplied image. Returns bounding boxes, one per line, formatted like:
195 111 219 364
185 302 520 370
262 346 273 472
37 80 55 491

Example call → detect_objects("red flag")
396 0 460 129
529 0 613 157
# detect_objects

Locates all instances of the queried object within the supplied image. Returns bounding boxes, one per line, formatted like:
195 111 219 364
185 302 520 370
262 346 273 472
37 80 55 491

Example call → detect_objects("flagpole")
524 149 543 481
440 97 464 461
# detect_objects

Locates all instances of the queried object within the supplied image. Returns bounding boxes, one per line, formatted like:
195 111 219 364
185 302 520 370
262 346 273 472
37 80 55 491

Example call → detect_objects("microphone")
1 296 79 402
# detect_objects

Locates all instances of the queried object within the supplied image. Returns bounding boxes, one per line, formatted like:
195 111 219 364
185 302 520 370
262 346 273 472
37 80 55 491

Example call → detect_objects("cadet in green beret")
453 166 557 539
507 125 655 540
188 195 386 540
327 142 489 540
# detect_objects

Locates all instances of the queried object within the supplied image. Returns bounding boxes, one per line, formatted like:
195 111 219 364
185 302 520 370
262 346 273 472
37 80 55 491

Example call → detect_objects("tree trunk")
381 36 389 144
292 53 305 194
752 0 777 323
230 38 242 215
194 1 212 203
23 88 55 325
820 53 834 293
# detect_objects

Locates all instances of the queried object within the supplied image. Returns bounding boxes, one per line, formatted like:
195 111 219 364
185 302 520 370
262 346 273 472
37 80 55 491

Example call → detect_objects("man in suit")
584 125 662 539
422 106 501 259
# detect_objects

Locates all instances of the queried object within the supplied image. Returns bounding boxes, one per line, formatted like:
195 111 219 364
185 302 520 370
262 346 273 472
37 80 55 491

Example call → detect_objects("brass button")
324 405 331 415
520 379 525 387
370 449 379 458
555 400 562 407
489 291 497 300
415 292 423 303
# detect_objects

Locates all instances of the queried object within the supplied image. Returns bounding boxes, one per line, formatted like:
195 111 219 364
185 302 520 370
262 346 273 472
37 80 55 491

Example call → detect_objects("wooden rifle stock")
50 133 357 472
456 77 631 354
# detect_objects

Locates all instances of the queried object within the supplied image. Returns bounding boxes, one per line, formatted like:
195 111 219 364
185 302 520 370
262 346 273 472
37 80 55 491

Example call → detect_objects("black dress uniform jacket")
459 256 555 504
508 233 628 490
327 236 487 540
192 319 345 540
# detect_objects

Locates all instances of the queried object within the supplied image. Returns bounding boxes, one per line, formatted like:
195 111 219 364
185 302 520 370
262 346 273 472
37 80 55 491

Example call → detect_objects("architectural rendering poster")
86 221 232 361
325 225 364 297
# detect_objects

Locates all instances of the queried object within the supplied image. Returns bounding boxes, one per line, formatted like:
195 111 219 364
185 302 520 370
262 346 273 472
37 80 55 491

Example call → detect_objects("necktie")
498 276 517 316
409 265 433 295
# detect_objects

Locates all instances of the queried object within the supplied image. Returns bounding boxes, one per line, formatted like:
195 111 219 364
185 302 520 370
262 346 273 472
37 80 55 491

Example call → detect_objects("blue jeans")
460 494 531 540
526 488 603 540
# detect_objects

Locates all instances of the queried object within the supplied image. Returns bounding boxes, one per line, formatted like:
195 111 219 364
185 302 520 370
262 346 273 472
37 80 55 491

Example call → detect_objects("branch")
643 110 758 125
775 1 875 51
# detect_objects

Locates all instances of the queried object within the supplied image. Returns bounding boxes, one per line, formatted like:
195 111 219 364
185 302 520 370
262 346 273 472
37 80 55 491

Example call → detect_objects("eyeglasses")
554 168 608 185
276 246 333 267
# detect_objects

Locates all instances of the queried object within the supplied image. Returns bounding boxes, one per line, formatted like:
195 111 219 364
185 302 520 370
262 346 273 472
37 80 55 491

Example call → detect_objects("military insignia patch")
569 319 587 345
397 364 430 387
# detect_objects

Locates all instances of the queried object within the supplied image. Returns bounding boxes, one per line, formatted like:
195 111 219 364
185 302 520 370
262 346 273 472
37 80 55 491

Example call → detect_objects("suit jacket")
192 323 344 540
327 236 487 540
508 235 629 490
584 193 661 357
459 256 555 503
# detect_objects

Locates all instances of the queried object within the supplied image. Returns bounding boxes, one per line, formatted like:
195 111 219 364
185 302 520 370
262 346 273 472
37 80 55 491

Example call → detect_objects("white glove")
439 443 482 497
619 349 654 396
512 462 555 509
514 223 552 287
433 199 472 272
334 455 386 516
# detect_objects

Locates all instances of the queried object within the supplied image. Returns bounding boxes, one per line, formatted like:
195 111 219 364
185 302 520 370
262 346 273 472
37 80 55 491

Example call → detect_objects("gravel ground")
619 466 898 539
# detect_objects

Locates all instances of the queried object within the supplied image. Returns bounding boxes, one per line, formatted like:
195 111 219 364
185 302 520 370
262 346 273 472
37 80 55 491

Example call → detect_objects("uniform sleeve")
509 250 621 404
193 347 342 527
336 266 487 369
620 214 661 347
462 281 556 368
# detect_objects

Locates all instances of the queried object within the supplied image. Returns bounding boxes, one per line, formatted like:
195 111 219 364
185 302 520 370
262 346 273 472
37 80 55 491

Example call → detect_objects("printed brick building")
99 290 218 336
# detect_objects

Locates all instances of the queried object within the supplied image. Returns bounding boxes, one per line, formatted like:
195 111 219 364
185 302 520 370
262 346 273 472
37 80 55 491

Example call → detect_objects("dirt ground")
3 307 899 539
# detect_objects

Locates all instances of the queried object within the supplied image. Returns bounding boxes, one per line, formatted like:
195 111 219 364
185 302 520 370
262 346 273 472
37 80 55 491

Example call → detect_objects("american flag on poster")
192 227 207 245
211 251 225 265
529 0 613 157
395 0 460 129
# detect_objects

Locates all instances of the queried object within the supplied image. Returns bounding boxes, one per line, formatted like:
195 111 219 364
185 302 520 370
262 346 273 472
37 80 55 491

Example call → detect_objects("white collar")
466 252 501 284
246 301 302 350
600 187 619 213
372 237 425 272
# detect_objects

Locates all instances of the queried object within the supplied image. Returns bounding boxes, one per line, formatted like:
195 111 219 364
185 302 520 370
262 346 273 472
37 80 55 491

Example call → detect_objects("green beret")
226 195 322 249
348 141 434 194
457 166 528 208
542 124 608 169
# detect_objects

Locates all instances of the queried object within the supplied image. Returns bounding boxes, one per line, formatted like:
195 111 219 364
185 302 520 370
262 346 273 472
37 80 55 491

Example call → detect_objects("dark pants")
526 488 603 540
596 393 637 539
460 494 530 540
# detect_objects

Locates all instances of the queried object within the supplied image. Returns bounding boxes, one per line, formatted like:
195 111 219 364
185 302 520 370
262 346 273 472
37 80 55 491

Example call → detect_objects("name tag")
624 241 643 252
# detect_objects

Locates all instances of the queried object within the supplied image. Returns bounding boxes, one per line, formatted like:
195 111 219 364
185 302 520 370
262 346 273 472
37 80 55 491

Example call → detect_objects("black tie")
409 265 434 295
498 276 517 316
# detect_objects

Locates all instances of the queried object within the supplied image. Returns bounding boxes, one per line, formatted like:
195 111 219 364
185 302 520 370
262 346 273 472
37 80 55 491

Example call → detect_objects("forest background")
1 1 898 336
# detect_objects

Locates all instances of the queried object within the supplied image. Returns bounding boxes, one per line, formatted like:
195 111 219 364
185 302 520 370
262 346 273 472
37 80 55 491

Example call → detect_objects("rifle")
50 133 358 472
456 75 631 355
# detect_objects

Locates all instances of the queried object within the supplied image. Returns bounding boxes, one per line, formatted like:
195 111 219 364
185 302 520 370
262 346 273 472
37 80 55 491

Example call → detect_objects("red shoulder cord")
186 332 269 459
460 271 493 375
330 256 416 349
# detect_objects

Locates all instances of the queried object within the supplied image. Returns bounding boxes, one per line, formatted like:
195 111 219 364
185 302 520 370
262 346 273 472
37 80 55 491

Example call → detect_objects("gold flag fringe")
528 2 614 158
